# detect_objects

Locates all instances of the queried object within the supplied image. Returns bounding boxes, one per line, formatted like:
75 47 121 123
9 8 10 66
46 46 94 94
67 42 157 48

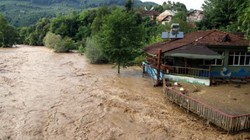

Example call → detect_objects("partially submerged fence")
163 79 250 132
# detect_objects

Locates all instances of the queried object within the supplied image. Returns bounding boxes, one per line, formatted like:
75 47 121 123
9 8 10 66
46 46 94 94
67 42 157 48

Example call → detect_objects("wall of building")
164 74 210 86
209 46 250 78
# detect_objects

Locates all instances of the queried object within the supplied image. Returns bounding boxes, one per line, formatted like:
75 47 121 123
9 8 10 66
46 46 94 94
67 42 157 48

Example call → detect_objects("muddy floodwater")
0 45 249 140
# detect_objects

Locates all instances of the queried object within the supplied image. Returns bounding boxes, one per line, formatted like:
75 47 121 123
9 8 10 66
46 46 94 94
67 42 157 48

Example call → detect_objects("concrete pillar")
224 50 229 67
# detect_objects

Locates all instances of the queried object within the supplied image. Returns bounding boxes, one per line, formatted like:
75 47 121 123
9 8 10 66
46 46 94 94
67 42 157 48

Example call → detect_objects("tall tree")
91 6 110 35
23 18 50 45
200 0 248 30
50 13 79 39
99 9 144 73
0 14 7 47
125 0 133 12
0 14 17 47
238 2 250 39
160 1 187 12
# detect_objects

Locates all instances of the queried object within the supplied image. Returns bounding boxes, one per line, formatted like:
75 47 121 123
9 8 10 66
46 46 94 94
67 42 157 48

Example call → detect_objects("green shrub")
43 32 61 49
133 55 145 65
78 44 84 55
85 37 108 64
44 32 76 53
54 37 75 53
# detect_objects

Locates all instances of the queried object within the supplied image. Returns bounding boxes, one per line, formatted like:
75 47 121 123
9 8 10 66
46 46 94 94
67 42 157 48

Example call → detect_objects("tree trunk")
118 64 120 74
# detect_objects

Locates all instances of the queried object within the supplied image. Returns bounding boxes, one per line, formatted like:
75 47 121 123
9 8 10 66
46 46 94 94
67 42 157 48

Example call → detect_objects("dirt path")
0 45 249 140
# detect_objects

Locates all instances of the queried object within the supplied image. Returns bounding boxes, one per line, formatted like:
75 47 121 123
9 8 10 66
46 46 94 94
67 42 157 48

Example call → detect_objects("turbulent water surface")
0 45 249 140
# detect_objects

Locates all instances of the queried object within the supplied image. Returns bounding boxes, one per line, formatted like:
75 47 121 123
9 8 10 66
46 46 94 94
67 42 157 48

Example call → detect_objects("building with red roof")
143 30 250 85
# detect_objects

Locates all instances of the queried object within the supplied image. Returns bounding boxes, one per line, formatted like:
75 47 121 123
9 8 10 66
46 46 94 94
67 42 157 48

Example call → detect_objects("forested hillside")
0 0 157 27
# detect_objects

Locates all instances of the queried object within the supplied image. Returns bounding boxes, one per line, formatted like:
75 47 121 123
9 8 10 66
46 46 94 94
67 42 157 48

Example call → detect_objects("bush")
78 44 84 55
133 55 145 65
85 37 108 64
44 32 61 49
54 37 75 53
75 38 86 54
44 32 76 53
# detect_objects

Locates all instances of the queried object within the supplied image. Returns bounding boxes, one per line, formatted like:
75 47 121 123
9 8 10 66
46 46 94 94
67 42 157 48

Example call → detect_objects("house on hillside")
156 10 176 24
187 10 204 23
144 30 250 86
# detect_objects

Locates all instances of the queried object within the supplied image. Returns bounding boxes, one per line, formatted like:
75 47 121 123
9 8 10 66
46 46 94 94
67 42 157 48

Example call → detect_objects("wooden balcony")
161 64 211 79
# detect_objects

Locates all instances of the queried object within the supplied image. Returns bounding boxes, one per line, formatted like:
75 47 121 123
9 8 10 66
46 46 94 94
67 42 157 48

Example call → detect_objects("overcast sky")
140 0 205 10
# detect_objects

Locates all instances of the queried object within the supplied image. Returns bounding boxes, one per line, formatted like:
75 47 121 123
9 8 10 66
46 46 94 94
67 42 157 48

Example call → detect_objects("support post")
184 58 187 74
209 65 211 86
155 49 162 86
142 62 146 77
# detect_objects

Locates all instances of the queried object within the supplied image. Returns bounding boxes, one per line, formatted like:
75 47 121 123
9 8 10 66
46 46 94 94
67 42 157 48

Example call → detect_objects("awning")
164 45 223 59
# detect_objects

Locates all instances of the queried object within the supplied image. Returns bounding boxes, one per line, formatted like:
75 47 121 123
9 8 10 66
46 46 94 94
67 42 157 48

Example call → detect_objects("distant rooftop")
156 10 176 22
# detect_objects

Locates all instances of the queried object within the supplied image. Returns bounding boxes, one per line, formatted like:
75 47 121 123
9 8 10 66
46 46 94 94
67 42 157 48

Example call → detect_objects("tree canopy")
198 0 250 39
237 2 250 39
99 9 144 73
155 1 187 13
0 0 158 27
0 14 18 47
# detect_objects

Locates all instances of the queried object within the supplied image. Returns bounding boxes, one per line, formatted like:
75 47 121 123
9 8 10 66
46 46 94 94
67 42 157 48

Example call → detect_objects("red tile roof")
144 30 250 55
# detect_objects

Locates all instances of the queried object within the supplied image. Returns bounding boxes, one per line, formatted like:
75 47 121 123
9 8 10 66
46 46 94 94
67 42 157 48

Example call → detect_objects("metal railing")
163 79 250 132
161 64 211 78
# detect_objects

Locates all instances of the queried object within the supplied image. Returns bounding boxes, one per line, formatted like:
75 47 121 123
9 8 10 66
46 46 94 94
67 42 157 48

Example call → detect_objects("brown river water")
0 45 249 140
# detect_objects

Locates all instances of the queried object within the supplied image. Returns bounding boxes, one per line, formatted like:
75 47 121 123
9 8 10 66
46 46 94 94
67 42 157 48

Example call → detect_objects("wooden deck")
163 78 250 132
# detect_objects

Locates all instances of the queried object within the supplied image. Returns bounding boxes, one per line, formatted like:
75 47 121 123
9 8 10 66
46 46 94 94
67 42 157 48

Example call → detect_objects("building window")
228 52 250 66
211 58 223 66
203 52 224 66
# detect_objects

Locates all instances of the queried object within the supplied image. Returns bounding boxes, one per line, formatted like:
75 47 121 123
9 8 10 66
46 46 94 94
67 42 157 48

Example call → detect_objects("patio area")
163 79 250 132
177 81 250 115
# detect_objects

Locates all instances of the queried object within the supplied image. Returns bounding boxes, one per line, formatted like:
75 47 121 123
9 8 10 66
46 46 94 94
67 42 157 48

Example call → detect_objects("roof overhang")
165 53 222 59
164 45 223 60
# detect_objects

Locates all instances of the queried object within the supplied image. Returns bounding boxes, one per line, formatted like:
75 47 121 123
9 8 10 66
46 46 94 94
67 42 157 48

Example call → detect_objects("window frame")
202 52 224 66
228 52 250 66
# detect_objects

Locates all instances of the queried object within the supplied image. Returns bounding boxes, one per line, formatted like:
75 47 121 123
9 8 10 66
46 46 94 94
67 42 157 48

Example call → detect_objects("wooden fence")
163 78 250 132
161 65 211 78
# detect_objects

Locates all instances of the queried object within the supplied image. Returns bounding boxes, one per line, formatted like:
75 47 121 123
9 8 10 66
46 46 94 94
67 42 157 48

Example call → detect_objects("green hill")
0 0 157 27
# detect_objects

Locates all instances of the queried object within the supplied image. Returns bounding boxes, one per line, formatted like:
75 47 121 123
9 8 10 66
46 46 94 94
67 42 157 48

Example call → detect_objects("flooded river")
0 45 249 140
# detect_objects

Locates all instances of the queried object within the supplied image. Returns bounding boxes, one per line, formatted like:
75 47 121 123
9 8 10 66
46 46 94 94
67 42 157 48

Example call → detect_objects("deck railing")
161 64 210 78
163 79 250 132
